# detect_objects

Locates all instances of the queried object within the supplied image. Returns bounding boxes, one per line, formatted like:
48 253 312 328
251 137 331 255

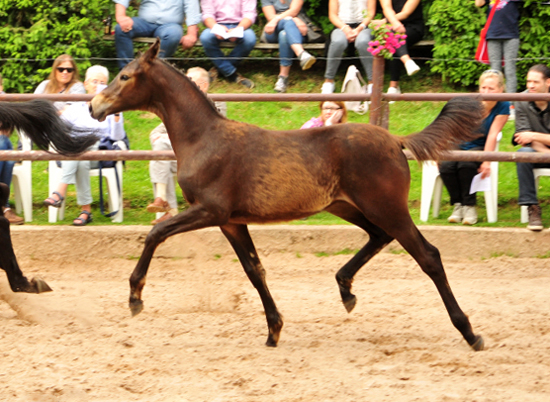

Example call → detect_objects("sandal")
44 191 64 208
72 210 92 226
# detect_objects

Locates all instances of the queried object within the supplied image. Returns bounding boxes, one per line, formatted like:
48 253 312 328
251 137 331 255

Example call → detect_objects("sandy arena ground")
1 225 549 402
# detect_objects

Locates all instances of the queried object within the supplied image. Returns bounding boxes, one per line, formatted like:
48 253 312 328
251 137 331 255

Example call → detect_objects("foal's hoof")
129 299 144 317
30 277 53 293
470 335 485 351
343 295 357 313
265 337 278 347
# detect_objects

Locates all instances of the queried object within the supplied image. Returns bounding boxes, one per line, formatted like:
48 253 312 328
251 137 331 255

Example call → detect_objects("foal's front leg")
220 224 283 347
129 204 223 316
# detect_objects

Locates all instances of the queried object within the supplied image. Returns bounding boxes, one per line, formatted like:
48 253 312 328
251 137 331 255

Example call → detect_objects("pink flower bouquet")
367 23 407 59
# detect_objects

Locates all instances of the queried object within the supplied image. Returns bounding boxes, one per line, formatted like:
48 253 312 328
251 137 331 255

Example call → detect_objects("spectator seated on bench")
199 0 256 89
113 0 201 70
261 0 318 93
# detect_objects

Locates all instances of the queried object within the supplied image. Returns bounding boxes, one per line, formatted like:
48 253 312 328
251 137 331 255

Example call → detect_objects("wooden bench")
102 35 433 51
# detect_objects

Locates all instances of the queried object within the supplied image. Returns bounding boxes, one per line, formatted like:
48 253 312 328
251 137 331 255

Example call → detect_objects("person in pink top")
300 100 348 129
200 0 257 88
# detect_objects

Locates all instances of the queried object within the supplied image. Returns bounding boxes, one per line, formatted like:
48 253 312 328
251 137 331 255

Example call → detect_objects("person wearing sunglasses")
300 101 348 129
33 54 85 112
43 65 127 226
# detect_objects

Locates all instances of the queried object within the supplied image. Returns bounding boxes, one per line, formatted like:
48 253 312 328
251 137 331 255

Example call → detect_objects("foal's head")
91 38 195 121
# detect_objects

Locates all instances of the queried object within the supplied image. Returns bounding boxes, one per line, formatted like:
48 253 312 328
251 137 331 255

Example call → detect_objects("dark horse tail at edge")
0 99 99 155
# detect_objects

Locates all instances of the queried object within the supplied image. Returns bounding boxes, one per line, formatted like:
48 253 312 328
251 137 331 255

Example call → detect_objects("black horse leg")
391 221 483 351
0 215 51 294
0 181 51 293
129 204 222 316
220 223 283 347
326 202 394 312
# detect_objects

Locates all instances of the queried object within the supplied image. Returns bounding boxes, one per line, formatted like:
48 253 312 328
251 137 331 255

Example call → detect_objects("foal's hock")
90 38 485 351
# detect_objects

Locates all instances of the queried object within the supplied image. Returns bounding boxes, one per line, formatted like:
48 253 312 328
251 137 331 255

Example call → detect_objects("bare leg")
129 204 222 316
220 223 283 346
290 43 305 57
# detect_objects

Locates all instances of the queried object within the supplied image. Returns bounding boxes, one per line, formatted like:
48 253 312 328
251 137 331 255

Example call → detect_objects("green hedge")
0 0 119 92
429 0 550 87
0 0 548 92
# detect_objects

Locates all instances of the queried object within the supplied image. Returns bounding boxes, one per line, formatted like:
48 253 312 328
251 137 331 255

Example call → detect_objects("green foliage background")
0 0 548 92
429 0 550 87
0 0 117 92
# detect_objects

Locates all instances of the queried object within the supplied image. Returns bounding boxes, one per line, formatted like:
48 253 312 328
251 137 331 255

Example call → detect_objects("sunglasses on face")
56 67 75 73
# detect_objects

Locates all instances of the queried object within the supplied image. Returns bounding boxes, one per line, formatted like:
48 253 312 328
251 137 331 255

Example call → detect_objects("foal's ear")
143 37 161 65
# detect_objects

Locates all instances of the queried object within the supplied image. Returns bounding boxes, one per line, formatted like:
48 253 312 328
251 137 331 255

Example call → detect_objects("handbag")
341 65 368 115
297 11 326 43
475 0 500 64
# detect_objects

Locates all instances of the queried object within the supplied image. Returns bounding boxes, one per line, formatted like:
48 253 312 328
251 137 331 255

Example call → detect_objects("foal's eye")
120 75 129 81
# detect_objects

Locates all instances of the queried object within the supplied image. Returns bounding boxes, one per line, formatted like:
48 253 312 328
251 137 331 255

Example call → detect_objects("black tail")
0 99 99 155
400 97 483 161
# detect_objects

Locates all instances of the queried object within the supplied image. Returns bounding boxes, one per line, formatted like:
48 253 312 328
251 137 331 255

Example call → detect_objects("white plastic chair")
520 168 550 223
48 140 126 223
11 130 33 222
420 132 502 223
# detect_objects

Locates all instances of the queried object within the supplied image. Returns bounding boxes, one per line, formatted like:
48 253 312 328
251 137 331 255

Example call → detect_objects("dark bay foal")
90 38 485 351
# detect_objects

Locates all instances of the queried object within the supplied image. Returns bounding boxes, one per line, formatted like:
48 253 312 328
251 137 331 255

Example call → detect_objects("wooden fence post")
369 55 389 129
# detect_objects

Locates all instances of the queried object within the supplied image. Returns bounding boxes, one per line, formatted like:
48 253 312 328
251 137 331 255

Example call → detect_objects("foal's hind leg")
129 205 222 316
220 224 283 347
326 202 394 312
388 219 483 351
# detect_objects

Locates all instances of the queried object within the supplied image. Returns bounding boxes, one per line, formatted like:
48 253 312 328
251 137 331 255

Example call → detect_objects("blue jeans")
0 135 15 207
516 147 550 205
115 17 183 69
200 24 256 77
264 18 306 67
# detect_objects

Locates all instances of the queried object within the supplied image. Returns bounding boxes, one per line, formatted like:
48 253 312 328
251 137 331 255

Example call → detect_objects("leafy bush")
429 0 550 88
0 0 113 92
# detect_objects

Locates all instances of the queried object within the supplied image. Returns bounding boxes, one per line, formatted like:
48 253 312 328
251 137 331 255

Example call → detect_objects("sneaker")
234 74 254 89
405 59 420 76
274 75 289 93
509 105 516 121
299 51 317 70
387 86 401 104
321 81 335 94
527 204 543 231
447 203 464 223
151 212 173 225
146 197 171 213
3 208 24 225
462 206 478 225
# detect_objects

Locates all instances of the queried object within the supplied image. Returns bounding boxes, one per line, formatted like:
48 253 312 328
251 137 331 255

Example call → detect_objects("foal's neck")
153 64 221 140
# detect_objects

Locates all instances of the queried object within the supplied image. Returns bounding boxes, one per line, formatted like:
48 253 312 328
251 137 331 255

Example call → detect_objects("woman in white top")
33 54 85 112
322 0 377 94
43 65 126 226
